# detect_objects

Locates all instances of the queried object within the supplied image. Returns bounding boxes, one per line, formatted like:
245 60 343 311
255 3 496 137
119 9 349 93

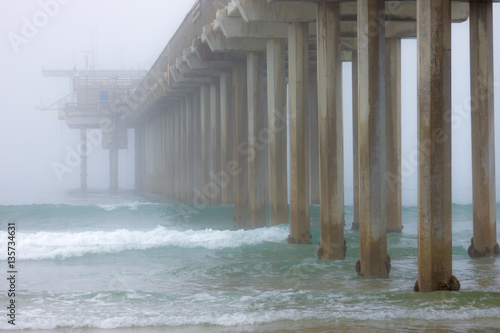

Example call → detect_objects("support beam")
288 22 311 244
316 2 345 260
469 2 499 258
267 39 288 226
175 107 182 200
352 52 360 231
186 95 194 204
386 38 403 233
247 52 267 228
192 89 202 200
181 98 188 203
167 113 175 197
134 126 142 190
211 77 223 205
416 0 458 292
80 127 87 191
220 70 234 205
309 67 320 205
356 0 389 277
233 58 250 228
162 113 168 196
197 84 211 206
158 117 163 194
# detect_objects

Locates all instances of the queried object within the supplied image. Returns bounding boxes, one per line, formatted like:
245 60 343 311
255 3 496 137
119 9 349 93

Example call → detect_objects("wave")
96 201 159 211
0 226 289 260
1 292 499 330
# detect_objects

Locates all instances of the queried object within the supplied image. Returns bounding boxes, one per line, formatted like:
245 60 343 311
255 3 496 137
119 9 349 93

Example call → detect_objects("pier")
51 0 499 292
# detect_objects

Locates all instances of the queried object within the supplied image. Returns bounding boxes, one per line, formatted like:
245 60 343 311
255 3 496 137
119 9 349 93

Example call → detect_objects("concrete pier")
416 0 457 292
351 52 360 231
309 67 320 206
200 84 211 205
247 52 267 228
357 0 389 277
233 58 250 228
186 96 194 204
266 39 288 226
192 89 202 199
175 107 182 200
385 38 403 233
220 71 234 205
51 0 499 294
469 2 499 258
287 22 311 245
181 99 188 203
210 77 222 205
316 2 345 260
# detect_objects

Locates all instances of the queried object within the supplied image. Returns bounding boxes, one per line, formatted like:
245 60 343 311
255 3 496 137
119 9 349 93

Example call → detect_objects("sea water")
0 189 499 332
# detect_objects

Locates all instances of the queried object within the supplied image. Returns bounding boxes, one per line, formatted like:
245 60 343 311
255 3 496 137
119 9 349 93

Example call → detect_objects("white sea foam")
97 201 158 211
2 302 500 330
0 226 288 260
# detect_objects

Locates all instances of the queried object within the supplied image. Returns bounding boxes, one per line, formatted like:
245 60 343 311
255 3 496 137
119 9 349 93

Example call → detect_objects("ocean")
0 189 499 332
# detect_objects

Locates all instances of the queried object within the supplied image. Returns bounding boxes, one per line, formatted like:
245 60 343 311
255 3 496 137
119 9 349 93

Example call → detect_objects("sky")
0 1 499 206
0 0 196 200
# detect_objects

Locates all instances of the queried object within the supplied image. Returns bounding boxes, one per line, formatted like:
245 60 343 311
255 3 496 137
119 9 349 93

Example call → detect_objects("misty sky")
0 0 196 200
0 1 500 206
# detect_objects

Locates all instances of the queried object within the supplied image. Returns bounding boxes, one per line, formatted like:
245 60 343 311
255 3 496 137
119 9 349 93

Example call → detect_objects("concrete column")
261 69 270 207
146 120 153 191
134 126 142 190
192 88 202 200
233 58 249 228
247 52 267 228
152 120 157 193
220 71 234 205
416 0 458 292
386 38 403 233
161 114 167 196
316 2 345 260
356 0 389 277
199 84 211 206
143 122 149 190
352 52 360 231
186 95 194 204
109 148 118 191
181 99 188 203
166 112 172 197
160 116 165 194
80 127 87 191
266 39 288 226
309 67 320 205
210 77 222 206
288 22 311 244
469 2 499 258
170 111 177 197
175 106 182 200
153 119 158 193
156 117 162 194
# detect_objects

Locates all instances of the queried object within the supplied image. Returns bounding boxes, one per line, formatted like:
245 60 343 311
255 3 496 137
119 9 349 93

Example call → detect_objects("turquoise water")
0 190 499 332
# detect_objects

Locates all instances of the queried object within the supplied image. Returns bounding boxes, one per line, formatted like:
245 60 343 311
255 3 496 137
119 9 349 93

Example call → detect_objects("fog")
1 1 500 206
0 0 195 200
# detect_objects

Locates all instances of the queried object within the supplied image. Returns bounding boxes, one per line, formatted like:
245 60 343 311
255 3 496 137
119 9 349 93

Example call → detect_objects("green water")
0 190 498 332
